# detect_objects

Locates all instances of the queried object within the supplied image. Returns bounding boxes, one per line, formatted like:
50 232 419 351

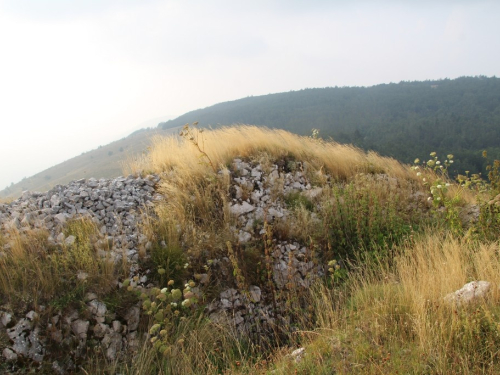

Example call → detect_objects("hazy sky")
0 0 499 190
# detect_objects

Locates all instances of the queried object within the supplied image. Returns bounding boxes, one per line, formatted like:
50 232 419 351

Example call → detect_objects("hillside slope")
0 127 180 199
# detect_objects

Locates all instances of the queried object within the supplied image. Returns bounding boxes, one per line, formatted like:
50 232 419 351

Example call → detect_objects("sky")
0 0 499 190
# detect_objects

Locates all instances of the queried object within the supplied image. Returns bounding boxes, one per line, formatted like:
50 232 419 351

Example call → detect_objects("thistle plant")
123 275 199 357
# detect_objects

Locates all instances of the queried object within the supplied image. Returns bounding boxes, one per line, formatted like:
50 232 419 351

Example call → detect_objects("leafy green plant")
284 191 314 211
323 182 411 260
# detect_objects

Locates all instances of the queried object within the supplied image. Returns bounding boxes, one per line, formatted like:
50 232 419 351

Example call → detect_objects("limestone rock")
444 281 491 306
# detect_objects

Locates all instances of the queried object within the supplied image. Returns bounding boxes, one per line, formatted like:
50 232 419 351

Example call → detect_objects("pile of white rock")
0 174 161 266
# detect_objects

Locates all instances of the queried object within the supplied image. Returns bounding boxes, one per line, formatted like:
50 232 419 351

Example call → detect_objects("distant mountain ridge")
159 76 500 175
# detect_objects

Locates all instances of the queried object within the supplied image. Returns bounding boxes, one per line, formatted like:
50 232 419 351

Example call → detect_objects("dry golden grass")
123 125 411 181
0 218 122 312
307 232 500 374
125 125 418 263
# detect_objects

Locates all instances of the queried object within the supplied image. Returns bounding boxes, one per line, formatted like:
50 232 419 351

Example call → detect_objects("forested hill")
159 76 500 174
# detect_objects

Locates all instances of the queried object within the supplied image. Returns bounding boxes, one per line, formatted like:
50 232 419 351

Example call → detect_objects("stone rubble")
0 158 408 369
0 174 162 270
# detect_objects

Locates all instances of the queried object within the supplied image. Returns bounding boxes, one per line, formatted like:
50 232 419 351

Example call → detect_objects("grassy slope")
122 126 500 374
2 126 499 374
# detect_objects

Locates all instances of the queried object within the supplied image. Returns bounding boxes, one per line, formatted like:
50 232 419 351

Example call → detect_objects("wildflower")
328 268 334 273
158 268 166 275
427 197 432 201
437 197 441 201
167 280 175 286
170 302 177 307
430 152 437 157
183 263 189 269
161 288 168 294
447 154 454 160
328 260 337 267
449 160 453 163
182 299 192 308
423 178 426 182
188 281 196 288
417 172 421 176
157 293 167 302
445 183 450 187
414 158 420 164
436 161 441 165
437 185 442 189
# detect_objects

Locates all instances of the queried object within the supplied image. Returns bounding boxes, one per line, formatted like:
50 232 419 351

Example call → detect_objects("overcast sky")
0 0 499 190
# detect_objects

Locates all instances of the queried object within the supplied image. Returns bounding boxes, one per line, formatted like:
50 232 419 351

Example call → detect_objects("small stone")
3 348 18 361
124 306 140 331
84 292 98 302
56 232 65 243
71 319 89 339
290 347 306 363
249 286 261 303
112 320 122 332
25 311 38 321
268 208 284 218
1 312 12 327
88 300 107 317
54 213 68 225
230 202 255 217
238 230 252 244
65 235 76 246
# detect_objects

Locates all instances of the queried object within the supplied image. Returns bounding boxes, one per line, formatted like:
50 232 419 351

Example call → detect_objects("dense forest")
160 76 500 176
